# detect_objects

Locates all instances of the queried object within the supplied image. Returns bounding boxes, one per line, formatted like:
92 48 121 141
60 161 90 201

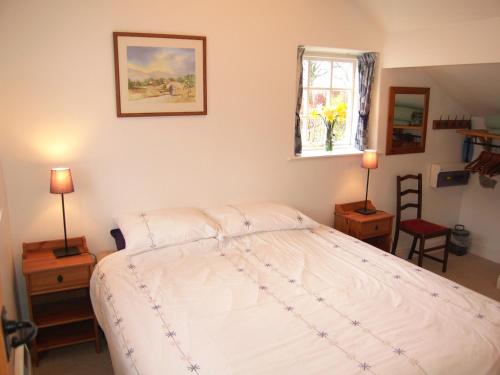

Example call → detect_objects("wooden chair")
391 173 451 272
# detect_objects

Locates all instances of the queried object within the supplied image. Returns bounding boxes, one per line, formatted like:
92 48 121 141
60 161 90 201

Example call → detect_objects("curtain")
294 46 305 155
355 52 377 151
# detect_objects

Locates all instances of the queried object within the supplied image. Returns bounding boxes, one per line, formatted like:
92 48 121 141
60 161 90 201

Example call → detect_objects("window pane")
330 90 350 143
308 89 329 110
299 56 358 152
300 90 307 116
308 60 331 88
332 61 353 89
330 90 348 106
302 59 309 87
305 117 326 146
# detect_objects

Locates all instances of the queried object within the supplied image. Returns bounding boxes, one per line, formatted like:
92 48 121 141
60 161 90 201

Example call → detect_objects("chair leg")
408 236 418 260
418 236 425 267
442 230 451 273
391 227 400 255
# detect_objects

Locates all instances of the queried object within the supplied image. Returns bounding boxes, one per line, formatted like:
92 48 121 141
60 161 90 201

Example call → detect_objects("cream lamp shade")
361 149 378 169
356 150 378 215
50 168 74 194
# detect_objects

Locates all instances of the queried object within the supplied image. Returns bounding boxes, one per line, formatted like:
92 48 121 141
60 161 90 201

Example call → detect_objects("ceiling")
423 63 500 116
355 0 500 32
352 1 500 116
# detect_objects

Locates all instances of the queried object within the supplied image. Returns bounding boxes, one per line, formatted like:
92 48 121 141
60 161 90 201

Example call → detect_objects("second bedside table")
334 200 394 252
22 236 100 365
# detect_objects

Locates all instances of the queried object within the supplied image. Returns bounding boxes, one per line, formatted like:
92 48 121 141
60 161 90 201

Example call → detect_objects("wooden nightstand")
22 236 100 365
334 201 394 252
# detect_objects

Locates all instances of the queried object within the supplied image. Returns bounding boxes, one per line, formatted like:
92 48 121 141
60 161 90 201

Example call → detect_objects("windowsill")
290 147 363 160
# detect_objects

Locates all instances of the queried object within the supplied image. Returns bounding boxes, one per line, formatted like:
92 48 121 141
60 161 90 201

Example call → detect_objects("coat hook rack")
433 114 471 130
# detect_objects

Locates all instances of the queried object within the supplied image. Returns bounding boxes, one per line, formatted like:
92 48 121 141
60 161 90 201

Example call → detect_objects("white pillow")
116 207 219 252
204 203 319 238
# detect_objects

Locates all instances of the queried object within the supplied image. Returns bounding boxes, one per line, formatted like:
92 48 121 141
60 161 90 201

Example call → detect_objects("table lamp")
355 150 378 215
50 168 80 258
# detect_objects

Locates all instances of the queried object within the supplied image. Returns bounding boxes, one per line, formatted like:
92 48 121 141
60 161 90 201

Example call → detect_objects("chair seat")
400 219 448 237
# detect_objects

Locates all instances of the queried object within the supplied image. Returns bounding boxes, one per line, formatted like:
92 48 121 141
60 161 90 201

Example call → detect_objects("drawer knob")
57 275 64 283
375 225 379 230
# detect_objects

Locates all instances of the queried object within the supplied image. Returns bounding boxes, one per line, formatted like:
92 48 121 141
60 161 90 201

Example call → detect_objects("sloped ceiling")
423 63 500 116
355 0 500 32
353 1 500 116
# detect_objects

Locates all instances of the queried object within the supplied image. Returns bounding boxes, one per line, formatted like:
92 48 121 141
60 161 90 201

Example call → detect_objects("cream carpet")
32 335 113 375
406 252 500 301
33 253 499 375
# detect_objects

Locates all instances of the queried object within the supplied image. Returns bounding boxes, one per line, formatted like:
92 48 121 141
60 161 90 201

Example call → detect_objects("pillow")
115 207 219 252
110 228 126 250
204 203 318 238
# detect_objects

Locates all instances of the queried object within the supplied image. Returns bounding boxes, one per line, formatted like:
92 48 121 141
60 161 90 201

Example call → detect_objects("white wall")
459 175 500 263
0 161 18 319
372 67 467 254
0 0 386 316
0 0 383 249
378 10 500 262
0 161 17 374
383 17 500 68
458 118 500 263
0 0 470 315
423 64 500 116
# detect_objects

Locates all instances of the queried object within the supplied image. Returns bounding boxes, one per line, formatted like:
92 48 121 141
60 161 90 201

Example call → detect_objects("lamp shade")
50 168 74 194
361 149 378 169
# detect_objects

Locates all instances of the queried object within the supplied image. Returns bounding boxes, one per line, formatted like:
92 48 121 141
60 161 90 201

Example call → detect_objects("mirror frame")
386 86 430 155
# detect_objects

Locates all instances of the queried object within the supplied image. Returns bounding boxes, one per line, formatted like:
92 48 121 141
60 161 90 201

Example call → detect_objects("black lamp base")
355 207 377 215
53 246 81 258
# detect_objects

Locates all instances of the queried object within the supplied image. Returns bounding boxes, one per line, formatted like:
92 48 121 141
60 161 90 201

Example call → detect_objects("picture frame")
113 32 207 117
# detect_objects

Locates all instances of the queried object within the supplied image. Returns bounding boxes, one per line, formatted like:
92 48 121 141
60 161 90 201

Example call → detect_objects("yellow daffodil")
310 108 320 120
311 102 347 124
309 101 348 151
336 102 347 121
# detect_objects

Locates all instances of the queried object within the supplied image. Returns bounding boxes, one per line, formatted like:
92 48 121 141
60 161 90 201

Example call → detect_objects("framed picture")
113 32 207 117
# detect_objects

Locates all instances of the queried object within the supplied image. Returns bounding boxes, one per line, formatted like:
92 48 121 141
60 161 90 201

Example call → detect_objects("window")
299 53 359 154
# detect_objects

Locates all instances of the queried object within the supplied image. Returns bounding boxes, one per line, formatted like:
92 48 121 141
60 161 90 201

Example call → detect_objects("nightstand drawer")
360 219 391 238
29 266 90 294
334 202 394 252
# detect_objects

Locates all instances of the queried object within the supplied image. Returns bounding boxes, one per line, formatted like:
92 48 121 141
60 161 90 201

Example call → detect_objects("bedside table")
334 200 394 252
22 236 100 365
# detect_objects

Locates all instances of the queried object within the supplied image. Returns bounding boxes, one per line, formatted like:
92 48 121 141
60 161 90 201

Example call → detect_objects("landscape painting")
114 32 207 117
127 46 196 103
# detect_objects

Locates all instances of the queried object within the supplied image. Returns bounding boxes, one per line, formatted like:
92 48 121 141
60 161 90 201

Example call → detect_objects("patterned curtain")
294 46 305 155
355 53 377 151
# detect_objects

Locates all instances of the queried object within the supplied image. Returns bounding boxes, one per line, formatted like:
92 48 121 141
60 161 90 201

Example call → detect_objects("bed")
90 204 500 375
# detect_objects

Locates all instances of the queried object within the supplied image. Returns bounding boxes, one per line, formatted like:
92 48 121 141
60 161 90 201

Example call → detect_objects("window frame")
299 52 359 154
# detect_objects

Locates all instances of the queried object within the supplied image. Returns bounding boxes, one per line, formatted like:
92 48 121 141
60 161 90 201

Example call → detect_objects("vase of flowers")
311 101 347 151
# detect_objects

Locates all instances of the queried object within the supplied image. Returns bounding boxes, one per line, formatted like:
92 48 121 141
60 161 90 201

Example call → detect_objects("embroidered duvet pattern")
90 227 500 375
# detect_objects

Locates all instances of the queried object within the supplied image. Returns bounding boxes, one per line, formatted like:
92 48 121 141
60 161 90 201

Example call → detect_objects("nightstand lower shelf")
22 236 100 365
36 320 96 352
32 293 93 328
364 235 392 252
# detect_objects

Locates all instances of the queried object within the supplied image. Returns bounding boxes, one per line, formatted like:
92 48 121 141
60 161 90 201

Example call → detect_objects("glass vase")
325 126 334 151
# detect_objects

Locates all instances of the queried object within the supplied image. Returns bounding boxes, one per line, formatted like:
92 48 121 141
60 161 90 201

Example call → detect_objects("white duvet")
90 227 500 375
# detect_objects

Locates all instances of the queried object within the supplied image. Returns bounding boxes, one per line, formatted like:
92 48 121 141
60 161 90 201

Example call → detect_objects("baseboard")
469 247 500 264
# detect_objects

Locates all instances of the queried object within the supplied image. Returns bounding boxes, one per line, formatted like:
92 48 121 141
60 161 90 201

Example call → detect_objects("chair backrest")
395 173 422 224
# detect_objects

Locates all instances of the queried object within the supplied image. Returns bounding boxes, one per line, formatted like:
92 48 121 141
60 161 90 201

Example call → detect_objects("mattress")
90 226 500 375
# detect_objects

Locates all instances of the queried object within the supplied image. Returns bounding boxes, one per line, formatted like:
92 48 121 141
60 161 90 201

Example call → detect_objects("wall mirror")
386 87 430 155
